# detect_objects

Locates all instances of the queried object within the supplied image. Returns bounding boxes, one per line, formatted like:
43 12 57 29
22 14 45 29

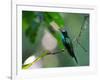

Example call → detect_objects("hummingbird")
60 29 78 64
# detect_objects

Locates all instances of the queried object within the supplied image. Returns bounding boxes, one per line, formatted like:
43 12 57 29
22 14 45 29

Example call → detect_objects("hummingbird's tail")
73 56 78 64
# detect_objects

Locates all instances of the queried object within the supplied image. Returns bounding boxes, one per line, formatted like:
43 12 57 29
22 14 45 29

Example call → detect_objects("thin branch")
75 16 88 52
47 49 65 55
22 49 65 69
77 16 87 40
76 40 88 52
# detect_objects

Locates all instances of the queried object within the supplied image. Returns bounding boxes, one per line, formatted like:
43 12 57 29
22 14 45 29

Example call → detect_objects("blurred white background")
0 0 99 80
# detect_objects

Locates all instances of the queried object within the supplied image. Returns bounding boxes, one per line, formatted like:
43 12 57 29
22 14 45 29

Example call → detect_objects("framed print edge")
11 2 98 80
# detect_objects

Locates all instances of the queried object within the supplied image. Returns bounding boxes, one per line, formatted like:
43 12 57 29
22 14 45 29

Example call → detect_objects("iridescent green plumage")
60 29 78 64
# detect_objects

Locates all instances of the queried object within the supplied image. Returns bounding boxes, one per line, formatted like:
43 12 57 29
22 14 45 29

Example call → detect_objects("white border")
12 4 97 80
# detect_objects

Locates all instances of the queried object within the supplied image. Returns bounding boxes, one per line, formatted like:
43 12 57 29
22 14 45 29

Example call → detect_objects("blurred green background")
22 11 89 69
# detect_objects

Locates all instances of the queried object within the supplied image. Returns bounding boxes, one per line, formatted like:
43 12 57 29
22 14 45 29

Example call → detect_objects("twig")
76 40 88 52
22 49 64 69
75 16 88 52
47 49 65 55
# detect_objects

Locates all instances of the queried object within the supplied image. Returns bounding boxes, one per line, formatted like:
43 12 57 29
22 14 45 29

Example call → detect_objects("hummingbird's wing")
64 37 78 64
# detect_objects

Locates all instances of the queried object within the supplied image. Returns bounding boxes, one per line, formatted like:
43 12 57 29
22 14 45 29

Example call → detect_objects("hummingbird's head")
60 29 68 37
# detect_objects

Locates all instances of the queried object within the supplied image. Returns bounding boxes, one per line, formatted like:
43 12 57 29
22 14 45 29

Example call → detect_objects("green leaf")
22 63 33 69
44 12 53 25
22 11 41 43
22 51 48 69
43 12 65 49
50 30 64 49
22 11 36 31
25 20 40 43
47 12 65 28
